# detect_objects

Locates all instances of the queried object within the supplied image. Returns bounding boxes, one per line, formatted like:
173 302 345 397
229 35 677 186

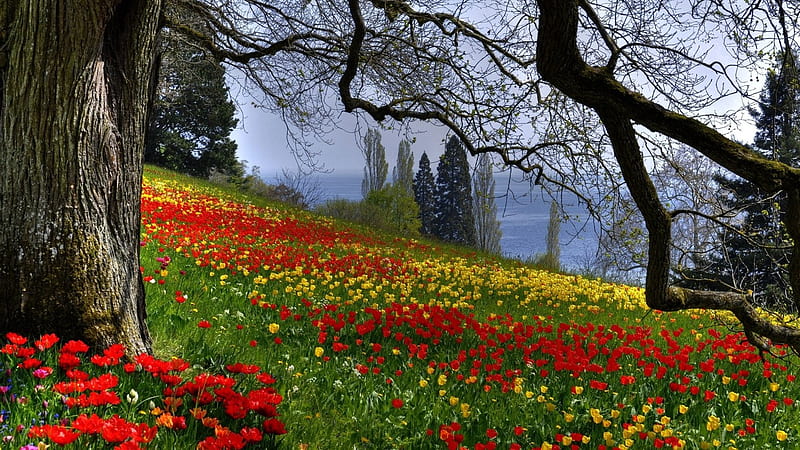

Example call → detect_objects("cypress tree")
361 128 388 197
433 136 476 246
394 139 415 196
472 153 502 254
543 201 561 270
413 152 437 235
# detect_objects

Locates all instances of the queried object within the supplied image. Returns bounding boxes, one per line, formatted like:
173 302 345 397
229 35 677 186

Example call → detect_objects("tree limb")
537 0 800 350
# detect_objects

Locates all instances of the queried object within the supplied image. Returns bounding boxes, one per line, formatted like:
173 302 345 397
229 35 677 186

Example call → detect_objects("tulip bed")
4 166 800 449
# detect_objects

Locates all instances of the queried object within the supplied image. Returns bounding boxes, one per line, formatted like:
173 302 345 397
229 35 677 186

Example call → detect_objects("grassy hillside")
4 166 800 449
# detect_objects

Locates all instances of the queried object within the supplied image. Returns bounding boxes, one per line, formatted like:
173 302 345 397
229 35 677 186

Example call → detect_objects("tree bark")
0 0 161 354
536 0 800 350
536 0 800 193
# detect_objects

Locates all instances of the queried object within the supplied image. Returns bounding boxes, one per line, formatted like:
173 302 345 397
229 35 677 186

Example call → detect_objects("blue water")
311 173 599 269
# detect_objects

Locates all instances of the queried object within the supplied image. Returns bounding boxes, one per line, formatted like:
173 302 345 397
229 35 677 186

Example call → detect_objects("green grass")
4 165 800 450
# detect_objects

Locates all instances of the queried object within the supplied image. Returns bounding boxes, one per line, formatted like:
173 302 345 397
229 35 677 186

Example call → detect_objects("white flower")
127 389 139 404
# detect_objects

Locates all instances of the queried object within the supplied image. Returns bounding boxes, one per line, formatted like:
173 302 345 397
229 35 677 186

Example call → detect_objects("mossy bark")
536 0 800 350
0 0 161 354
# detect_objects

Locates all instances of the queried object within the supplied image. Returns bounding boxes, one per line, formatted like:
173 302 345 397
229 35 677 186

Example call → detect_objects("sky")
226 0 771 183
232 104 450 179
232 100 758 187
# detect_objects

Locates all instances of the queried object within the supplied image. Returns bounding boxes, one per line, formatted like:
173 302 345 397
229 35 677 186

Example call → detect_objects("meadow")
3 166 800 449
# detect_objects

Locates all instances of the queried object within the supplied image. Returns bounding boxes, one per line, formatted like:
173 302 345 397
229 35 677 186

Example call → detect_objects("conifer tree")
361 128 388 197
753 53 800 166
145 28 240 179
413 152 437 236
433 136 476 246
393 139 415 196
472 153 502 254
703 53 800 307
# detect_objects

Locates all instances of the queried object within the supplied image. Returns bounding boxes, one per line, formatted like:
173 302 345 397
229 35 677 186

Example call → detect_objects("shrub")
315 184 420 235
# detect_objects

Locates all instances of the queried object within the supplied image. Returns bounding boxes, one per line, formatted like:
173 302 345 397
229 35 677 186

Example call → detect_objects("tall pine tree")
703 52 800 306
433 136 476 246
753 52 800 165
145 28 240 179
472 153 502 254
414 152 437 236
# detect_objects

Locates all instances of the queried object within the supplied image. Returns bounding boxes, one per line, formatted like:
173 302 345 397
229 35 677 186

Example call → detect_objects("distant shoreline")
301 173 599 271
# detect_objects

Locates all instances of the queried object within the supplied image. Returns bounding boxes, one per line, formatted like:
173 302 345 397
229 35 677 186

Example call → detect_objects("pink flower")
32 367 53 379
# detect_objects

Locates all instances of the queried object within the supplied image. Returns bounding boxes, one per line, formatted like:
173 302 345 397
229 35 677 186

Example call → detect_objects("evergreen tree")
753 53 800 165
361 128 388 197
145 29 241 179
433 136 476 246
701 53 800 307
705 174 790 298
414 152 437 235
472 153 502 254
393 139 415 196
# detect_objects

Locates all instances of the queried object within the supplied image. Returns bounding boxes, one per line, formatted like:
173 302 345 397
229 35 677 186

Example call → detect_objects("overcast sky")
232 104 451 179
231 89 759 183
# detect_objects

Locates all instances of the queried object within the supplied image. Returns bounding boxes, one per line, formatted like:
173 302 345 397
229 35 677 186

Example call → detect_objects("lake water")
311 173 600 270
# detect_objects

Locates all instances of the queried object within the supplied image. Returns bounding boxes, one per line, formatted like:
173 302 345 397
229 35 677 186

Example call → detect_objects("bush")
314 198 366 224
364 184 420 235
315 184 420 235
209 164 318 210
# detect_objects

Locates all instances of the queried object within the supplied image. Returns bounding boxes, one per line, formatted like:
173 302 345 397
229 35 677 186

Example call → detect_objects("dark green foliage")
433 136 476 246
695 53 800 307
752 53 800 166
145 30 241 179
704 173 792 303
413 152 437 236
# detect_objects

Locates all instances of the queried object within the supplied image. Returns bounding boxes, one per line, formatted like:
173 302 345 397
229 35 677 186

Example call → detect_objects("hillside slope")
139 167 800 449
4 166 797 450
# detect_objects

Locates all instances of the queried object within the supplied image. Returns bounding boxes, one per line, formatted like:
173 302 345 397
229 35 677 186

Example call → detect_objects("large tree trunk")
0 1 161 354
